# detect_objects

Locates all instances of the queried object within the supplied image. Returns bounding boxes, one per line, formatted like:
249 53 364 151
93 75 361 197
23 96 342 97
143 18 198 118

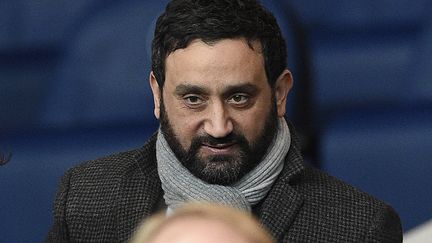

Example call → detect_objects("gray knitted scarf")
156 117 290 212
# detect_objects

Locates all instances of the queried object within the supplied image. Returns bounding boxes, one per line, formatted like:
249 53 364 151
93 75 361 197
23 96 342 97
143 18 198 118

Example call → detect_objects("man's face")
150 39 291 185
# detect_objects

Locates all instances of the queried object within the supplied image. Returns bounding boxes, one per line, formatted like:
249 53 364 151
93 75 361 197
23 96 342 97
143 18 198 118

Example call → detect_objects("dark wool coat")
46 126 402 242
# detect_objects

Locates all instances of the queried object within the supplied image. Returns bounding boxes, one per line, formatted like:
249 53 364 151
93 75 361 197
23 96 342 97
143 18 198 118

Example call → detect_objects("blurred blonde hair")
130 203 275 243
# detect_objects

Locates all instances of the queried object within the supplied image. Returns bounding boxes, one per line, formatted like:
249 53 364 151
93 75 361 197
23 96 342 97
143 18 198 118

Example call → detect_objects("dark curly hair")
151 0 287 89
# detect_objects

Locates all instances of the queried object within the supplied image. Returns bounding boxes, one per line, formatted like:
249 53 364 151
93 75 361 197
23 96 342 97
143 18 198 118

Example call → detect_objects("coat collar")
258 122 305 241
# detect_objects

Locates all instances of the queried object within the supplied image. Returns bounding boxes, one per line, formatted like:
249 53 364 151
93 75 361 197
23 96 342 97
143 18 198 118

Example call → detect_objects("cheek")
232 106 269 141
164 98 202 149
174 121 200 150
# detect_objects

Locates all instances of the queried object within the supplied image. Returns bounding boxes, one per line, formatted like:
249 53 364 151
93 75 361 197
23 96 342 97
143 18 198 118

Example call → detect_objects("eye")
228 94 249 106
183 95 205 108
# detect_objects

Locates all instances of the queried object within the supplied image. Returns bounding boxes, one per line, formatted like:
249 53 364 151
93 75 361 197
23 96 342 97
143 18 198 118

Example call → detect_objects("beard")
159 97 278 186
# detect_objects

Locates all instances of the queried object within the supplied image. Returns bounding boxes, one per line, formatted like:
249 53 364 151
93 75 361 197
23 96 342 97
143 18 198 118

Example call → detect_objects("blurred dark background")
1 0 432 242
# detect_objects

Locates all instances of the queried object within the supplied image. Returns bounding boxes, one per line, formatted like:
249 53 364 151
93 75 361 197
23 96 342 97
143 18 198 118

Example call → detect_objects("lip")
200 143 237 155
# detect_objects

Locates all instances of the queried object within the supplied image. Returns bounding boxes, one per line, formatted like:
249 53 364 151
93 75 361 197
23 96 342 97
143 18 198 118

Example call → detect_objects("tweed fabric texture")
46 123 402 242
156 117 290 212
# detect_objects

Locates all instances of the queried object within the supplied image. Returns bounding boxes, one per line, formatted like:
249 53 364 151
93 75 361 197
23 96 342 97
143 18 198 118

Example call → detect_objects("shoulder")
296 166 388 210
297 166 373 200
66 133 157 183
58 134 159 207
290 166 402 242
50 134 160 240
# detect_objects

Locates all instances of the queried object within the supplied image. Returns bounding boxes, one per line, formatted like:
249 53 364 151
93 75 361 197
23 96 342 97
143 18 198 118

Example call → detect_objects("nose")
203 101 233 138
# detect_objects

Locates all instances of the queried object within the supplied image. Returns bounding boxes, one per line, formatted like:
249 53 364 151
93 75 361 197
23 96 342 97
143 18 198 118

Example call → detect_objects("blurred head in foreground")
130 203 275 243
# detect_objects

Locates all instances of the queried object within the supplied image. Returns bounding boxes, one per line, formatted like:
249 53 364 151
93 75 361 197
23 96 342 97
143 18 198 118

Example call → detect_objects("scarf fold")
156 117 291 212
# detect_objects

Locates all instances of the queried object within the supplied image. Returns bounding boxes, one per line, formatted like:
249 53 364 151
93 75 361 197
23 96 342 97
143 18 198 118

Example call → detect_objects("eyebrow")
174 83 259 96
221 84 259 97
175 84 210 95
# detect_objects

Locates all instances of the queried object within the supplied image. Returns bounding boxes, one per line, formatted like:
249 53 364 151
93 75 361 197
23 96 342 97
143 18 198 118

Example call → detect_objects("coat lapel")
260 181 304 240
259 122 306 241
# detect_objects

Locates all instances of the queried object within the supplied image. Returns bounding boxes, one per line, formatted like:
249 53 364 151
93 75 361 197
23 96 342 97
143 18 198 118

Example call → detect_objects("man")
47 0 403 242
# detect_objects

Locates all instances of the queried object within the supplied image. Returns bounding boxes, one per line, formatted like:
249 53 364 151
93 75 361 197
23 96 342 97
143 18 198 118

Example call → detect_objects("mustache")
190 132 248 148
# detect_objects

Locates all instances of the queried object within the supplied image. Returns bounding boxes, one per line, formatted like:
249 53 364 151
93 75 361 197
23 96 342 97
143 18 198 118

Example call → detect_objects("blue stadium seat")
1 1 165 242
320 107 432 230
0 1 20 49
0 126 154 242
289 0 432 114
22 1 100 44
409 17 432 104
0 0 102 131
40 0 168 128
290 0 431 29
289 0 432 231
0 49 59 130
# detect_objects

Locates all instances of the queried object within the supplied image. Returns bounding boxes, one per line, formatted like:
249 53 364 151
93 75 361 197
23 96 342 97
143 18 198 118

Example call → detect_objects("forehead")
164 38 267 90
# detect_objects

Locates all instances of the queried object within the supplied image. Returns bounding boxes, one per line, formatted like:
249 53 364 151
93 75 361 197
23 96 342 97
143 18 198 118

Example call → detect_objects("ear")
274 69 293 117
149 71 161 119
